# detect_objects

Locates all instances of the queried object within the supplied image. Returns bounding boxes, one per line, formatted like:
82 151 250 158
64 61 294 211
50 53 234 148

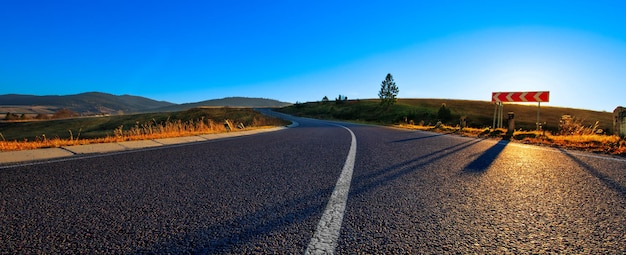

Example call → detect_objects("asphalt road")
1 114 625 254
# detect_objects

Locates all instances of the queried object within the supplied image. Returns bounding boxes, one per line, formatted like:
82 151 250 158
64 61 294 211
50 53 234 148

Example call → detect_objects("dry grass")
394 123 626 156
394 98 614 132
0 107 290 152
0 135 119 151
520 132 626 155
0 118 279 152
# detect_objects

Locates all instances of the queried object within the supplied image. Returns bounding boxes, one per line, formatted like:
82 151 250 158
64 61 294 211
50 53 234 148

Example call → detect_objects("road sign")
492 91 549 103
491 91 550 130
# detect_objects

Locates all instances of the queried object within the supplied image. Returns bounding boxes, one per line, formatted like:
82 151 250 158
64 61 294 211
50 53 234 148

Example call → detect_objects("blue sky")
1 1 625 112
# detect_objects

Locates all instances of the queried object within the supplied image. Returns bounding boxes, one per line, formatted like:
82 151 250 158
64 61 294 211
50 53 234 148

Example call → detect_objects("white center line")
305 124 357 255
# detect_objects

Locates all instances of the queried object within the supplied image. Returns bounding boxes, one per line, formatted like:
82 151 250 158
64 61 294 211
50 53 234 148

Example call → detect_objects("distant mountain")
0 92 174 115
0 93 292 116
153 97 292 112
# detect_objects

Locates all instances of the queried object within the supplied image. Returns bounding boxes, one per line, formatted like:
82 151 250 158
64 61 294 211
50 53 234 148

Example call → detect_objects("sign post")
491 91 550 131
537 102 541 131
493 102 498 129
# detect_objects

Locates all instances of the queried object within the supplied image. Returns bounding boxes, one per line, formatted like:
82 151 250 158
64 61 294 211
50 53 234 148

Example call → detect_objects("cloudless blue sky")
1 0 625 111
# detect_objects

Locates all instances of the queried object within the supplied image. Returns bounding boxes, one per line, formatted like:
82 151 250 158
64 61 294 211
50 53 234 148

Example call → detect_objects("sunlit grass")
0 121 276 151
519 132 625 154
0 111 288 152
395 123 626 155
0 136 119 151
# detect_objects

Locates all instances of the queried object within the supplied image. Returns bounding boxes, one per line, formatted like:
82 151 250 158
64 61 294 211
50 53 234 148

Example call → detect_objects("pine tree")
378 73 399 108
438 103 452 122
322 96 329 103
335 94 347 105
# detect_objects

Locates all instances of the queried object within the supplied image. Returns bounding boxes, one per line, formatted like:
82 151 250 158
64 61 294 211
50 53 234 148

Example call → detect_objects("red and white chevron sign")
492 91 549 103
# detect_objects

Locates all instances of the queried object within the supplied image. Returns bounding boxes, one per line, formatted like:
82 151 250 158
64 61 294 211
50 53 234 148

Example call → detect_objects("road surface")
1 114 625 253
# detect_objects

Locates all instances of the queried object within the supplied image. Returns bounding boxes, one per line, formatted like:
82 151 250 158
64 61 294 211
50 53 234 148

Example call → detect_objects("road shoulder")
0 126 289 165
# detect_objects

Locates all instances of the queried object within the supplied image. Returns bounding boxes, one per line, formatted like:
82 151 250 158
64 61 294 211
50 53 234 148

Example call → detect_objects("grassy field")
280 98 614 133
279 99 624 155
0 108 290 151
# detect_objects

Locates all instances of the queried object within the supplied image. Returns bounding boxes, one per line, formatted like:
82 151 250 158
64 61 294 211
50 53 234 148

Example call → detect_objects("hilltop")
0 92 174 115
153 97 291 112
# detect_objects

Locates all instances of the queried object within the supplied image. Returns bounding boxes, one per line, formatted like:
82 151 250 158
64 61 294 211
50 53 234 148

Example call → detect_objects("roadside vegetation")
2 73 623 155
279 99 625 155
0 108 289 151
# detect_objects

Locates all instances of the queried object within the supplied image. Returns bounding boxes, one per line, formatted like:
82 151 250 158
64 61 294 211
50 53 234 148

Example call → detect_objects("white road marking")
305 124 357 255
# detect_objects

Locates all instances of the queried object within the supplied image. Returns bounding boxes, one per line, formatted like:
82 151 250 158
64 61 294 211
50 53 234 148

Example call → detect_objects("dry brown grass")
1 107 290 152
395 98 614 132
394 123 626 156
0 136 119 151
520 132 626 155
0 118 276 152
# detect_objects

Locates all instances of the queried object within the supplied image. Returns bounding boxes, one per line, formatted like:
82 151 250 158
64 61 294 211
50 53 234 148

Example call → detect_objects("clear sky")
1 1 625 112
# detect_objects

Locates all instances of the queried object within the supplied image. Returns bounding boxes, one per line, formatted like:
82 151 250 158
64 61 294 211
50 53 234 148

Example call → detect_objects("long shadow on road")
142 186 334 254
559 148 626 196
463 140 509 173
391 133 446 143
350 138 484 197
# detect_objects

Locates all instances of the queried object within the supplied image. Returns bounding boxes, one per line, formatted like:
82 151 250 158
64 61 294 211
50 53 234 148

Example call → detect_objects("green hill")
0 107 288 141
0 92 174 115
0 93 291 117
153 97 292 112
279 99 614 133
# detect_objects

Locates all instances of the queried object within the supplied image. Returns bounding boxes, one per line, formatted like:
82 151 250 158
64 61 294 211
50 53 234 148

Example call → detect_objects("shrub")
437 103 452 123
335 95 347 105
35 113 49 120
558 115 599 135
514 132 537 140
53 108 79 119
4 112 20 120
489 129 504 137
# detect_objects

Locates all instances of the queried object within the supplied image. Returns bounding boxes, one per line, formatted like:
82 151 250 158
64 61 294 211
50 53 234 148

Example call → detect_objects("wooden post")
493 103 498 129
498 103 504 128
536 102 541 131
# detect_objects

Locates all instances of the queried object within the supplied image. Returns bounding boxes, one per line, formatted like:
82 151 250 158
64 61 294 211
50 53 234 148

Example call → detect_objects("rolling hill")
152 97 292 112
0 93 291 117
0 92 174 115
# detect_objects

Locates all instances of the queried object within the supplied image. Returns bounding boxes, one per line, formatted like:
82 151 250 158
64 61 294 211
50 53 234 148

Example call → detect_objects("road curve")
0 115 352 254
1 113 625 254
337 123 626 254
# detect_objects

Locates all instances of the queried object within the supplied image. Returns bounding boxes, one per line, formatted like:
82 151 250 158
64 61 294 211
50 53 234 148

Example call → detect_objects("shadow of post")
350 138 483 197
391 133 446 143
463 140 509 173
559 148 626 196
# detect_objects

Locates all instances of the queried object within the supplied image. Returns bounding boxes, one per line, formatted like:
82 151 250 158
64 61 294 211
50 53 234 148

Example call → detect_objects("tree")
437 103 452 122
335 94 347 105
5 112 19 120
322 96 329 104
379 73 399 107
52 108 78 119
